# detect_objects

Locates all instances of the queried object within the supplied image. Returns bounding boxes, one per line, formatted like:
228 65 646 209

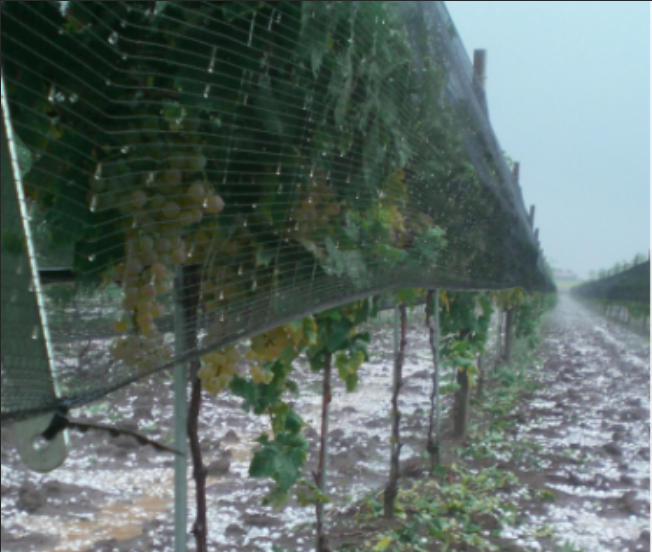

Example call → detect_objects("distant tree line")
587 252 649 281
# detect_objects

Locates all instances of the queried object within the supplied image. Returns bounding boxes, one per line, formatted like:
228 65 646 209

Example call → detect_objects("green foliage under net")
1 1 552 423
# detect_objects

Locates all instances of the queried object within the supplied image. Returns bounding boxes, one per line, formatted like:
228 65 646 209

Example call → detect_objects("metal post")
173 268 188 552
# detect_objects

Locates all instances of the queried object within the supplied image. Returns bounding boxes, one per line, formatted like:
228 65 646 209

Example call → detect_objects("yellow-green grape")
203 376 223 395
113 317 130 334
150 262 169 280
251 334 266 355
187 182 206 204
217 373 233 388
137 284 157 301
167 155 186 171
155 277 173 295
137 236 154 252
124 257 143 277
250 365 273 385
159 222 183 238
122 293 138 311
130 190 148 210
149 194 166 211
155 237 172 254
140 249 158 267
189 208 203 225
162 201 181 220
140 319 156 336
170 247 186 265
162 169 183 186
151 302 165 319
198 364 216 381
179 210 194 227
224 346 240 367
186 153 207 172
204 194 225 214
136 297 153 314
136 310 153 327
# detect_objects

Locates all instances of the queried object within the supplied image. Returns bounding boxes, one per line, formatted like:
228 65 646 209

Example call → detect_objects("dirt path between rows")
501 294 650 551
1 294 649 551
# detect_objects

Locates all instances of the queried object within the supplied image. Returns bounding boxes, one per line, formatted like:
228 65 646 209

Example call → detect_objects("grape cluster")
198 346 241 395
246 326 294 384
286 171 341 239
101 149 226 371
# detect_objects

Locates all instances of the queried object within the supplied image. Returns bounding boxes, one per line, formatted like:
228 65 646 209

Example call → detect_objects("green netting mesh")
0 1 553 424
571 261 650 304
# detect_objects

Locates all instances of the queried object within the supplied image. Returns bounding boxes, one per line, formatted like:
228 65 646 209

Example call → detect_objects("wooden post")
476 353 484 400
384 303 406 519
453 361 471 439
181 264 207 552
503 308 514 363
528 204 535 228
512 162 520 184
315 353 332 552
472 49 488 116
473 49 487 88
173 269 188 552
426 290 441 468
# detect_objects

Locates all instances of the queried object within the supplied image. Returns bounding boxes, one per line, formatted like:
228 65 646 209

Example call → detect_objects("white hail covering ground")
1 296 649 552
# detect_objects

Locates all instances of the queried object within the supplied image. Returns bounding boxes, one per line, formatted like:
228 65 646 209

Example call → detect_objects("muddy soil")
1 295 649 552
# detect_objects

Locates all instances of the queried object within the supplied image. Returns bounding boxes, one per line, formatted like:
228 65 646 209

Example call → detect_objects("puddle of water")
24 490 172 552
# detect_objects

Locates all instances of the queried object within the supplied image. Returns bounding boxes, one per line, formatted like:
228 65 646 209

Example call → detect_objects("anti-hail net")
1 1 553 424
571 261 650 304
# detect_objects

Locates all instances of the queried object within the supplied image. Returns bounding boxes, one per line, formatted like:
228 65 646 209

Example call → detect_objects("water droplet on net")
88 254 96 262
237 265 243 276
89 195 99 212
108 31 119 45
15 262 23 275
69 93 79 104
219 290 224 300
27 279 34 292
251 280 257 291
248 13 256 47
243 218 248 228
121 146 129 154
31 326 40 340
276 164 281 176
120 20 128 28
207 46 217 73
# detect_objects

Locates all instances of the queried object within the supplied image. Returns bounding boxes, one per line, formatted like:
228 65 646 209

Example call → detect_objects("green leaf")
373 537 393 551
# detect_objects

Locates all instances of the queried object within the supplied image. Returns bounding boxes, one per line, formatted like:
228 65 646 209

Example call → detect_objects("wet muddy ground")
1 295 649 551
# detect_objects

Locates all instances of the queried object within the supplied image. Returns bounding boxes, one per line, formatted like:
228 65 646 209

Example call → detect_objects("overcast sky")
445 1 650 279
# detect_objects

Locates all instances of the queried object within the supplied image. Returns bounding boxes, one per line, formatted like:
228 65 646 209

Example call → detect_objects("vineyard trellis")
1 1 556 550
